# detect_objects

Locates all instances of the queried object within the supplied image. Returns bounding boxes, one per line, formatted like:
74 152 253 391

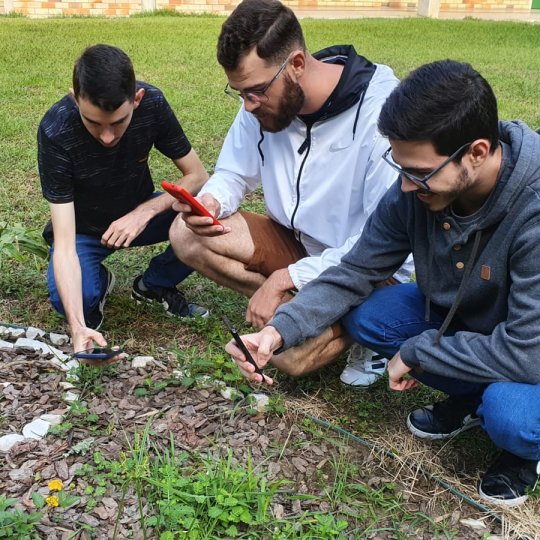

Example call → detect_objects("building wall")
3 0 533 18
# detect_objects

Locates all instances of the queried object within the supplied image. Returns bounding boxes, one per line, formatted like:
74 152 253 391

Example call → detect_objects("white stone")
132 356 154 369
22 418 51 440
0 434 25 453
49 332 69 346
0 325 9 337
25 326 45 340
40 414 63 426
220 387 243 401
249 393 270 413
59 382 76 390
0 339 13 349
63 391 79 402
8 328 25 339
14 338 69 362
64 359 79 371
460 519 487 531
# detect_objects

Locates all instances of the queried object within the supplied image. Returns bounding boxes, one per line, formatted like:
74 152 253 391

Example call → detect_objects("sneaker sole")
477 486 529 507
339 374 383 390
406 413 481 440
132 291 209 319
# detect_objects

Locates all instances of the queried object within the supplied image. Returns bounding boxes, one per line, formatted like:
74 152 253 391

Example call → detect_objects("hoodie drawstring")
433 229 483 344
257 127 265 166
352 89 366 141
424 219 437 322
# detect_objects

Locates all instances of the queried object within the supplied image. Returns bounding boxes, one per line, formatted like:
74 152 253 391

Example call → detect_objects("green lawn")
1 14 539 347
0 14 539 537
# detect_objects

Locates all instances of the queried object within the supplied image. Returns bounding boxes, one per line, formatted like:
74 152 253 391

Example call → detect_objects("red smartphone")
161 181 222 226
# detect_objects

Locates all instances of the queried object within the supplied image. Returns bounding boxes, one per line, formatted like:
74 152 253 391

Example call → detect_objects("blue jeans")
342 283 540 461
47 195 192 320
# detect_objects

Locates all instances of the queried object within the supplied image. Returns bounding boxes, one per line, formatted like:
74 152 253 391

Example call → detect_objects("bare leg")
271 323 353 377
171 214 352 375
169 212 265 297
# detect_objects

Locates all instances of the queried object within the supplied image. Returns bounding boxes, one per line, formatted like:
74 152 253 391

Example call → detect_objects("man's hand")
177 193 230 236
72 325 107 356
225 326 283 385
101 207 153 249
388 351 418 391
71 326 127 367
247 269 295 329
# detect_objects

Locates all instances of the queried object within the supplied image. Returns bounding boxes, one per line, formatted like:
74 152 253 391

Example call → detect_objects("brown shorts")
240 211 307 277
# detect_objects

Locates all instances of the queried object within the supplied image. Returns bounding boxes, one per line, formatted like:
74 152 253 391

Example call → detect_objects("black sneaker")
131 275 209 318
85 266 115 330
407 395 481 440
478 451 540 506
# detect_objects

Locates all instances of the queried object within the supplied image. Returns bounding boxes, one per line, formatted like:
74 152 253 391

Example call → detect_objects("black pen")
223 316 268 382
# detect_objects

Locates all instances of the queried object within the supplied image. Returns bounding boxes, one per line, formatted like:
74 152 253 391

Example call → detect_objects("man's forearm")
178 171 209 196
135 192 174 218
53 250 86 330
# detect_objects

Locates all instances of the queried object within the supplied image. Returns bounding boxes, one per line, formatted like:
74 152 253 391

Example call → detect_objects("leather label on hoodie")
481 265 491 281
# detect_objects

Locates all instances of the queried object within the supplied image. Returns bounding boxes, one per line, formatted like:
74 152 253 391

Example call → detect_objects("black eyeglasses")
224 53 292 104
382 142 471 191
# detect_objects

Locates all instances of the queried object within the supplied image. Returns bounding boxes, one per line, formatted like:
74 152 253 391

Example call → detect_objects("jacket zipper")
291 124 312 238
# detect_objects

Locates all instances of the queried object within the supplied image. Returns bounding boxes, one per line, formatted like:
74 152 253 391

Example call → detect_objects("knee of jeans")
342 302 382 349
480 383 520 444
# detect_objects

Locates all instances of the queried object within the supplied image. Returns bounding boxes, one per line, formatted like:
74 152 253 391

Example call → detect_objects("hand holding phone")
223 316 271 384
161 181 222 226
74 347 125 366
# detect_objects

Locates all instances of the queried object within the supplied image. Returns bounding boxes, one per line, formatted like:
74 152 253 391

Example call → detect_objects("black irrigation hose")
0 320 516 531
304 413 503 523
0 321 30 330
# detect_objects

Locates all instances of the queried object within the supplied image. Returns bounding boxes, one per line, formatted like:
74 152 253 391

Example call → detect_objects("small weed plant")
0 496 42 539
146 442 283 539
0 222 47 269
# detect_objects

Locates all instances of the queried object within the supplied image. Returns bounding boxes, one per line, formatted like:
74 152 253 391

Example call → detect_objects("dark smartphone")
74 347 124 360
222 316 269 383
161 181 222 226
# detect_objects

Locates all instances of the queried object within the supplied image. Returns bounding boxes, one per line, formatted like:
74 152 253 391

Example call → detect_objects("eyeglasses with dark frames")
382 142 472 191
224 53 293 104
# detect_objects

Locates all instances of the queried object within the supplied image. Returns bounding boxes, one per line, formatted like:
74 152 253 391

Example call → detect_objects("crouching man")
227 60 540 506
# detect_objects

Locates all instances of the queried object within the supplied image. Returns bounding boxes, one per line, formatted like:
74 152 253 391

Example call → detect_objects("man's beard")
254 74 305 133
417 166 475 213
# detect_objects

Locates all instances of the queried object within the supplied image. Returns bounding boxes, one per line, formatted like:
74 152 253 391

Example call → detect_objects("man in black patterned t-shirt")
38 44 209 357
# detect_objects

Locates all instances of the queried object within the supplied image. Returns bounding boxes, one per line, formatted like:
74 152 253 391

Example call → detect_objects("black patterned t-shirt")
38 82 191 241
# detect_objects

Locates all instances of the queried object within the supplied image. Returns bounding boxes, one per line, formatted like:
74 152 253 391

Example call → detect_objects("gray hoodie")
271 121 540 384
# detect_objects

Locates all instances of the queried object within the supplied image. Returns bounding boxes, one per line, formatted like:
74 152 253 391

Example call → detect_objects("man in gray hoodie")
226 60 540 506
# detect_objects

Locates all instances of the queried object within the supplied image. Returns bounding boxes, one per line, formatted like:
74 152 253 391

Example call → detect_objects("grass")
0 13 539 538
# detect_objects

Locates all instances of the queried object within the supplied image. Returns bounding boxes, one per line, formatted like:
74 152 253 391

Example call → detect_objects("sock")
138 278 149 292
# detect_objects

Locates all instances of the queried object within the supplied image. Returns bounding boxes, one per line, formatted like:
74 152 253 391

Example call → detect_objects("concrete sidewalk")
295 6 540 23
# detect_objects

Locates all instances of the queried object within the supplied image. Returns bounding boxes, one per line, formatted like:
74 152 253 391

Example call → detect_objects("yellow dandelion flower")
45 495 60 507
48 479 64 492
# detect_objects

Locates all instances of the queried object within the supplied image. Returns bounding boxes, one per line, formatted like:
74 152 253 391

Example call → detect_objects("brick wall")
11 0 142 16
3 0 533 18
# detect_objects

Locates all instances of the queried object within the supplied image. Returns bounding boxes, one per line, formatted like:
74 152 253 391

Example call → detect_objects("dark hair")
217 0 305 70
73 44 136 111
378 60 499 157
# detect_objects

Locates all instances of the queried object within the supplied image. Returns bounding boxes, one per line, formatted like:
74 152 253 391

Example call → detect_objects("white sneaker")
340 343 388 388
